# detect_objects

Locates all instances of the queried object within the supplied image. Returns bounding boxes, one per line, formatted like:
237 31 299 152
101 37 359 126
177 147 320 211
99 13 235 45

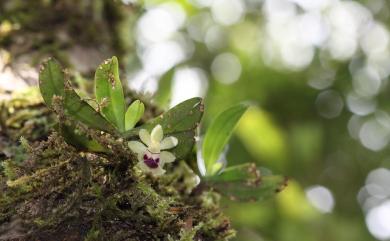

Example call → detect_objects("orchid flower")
128 124 178 176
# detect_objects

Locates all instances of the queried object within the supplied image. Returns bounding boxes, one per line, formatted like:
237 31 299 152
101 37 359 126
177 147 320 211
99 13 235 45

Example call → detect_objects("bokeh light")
211 52 242 84
170 67 208 107
305 185 335 213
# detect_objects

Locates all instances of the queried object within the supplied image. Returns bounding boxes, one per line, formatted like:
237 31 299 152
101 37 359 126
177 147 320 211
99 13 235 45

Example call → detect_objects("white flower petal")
150 152 160 160
136 161 166 177
150 167 166 176
160 151 176 164
149 142 161 154
139 129 151 146
151 124 163 143
137 153 144 162
137 161 150 173
128 141 147 154
160 136 178 150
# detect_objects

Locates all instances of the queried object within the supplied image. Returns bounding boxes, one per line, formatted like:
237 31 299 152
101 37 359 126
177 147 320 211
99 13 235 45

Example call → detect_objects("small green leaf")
39 58 65 107
125 100 145 131
153 68 174 108
202 104 248 175
63 88 115 133
124 97 203 159
95 56 125 132
205 163 288 202
60 124 107 152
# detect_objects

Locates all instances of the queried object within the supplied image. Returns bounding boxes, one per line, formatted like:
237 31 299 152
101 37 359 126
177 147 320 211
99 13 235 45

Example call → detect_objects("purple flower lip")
143 154 160 169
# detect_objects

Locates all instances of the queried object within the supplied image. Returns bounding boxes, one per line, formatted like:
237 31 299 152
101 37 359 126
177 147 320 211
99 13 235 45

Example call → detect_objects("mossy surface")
0 89 235 241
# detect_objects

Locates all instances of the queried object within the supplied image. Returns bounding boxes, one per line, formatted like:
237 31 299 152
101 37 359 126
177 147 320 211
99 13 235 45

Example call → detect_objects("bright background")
2 0 390 240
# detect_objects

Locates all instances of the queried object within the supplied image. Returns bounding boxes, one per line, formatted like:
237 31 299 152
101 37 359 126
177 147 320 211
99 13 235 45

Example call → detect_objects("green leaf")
205 163 288 202
124 97 203 136
153 68 174 109
59 124 107 152
124 97 203 159
38 58 65 107
125 100 144 131
202 104 248 176
39 58 114 133
63 88 115 133
94 56 125 132
167 130 196 159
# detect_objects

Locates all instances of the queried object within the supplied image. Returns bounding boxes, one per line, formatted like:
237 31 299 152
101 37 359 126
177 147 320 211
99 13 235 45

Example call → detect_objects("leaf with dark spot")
205 163 288 202
63 88 114 133
39 58 64 107
39 58 115 133
95 56 125 132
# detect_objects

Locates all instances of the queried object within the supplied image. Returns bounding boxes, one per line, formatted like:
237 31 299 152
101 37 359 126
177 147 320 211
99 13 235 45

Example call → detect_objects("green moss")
2 160 17 180
0 93 235 240
84 228 100 241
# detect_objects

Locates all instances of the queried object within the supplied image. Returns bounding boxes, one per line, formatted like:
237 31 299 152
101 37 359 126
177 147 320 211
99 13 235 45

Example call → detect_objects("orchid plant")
38 56 287 202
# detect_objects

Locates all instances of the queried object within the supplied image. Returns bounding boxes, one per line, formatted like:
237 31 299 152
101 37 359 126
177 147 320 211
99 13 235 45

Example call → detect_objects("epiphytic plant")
39 56 287 200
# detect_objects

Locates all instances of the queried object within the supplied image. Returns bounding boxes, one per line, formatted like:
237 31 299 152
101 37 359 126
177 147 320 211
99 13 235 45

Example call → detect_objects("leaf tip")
275 176 289 193
111 56 119 64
